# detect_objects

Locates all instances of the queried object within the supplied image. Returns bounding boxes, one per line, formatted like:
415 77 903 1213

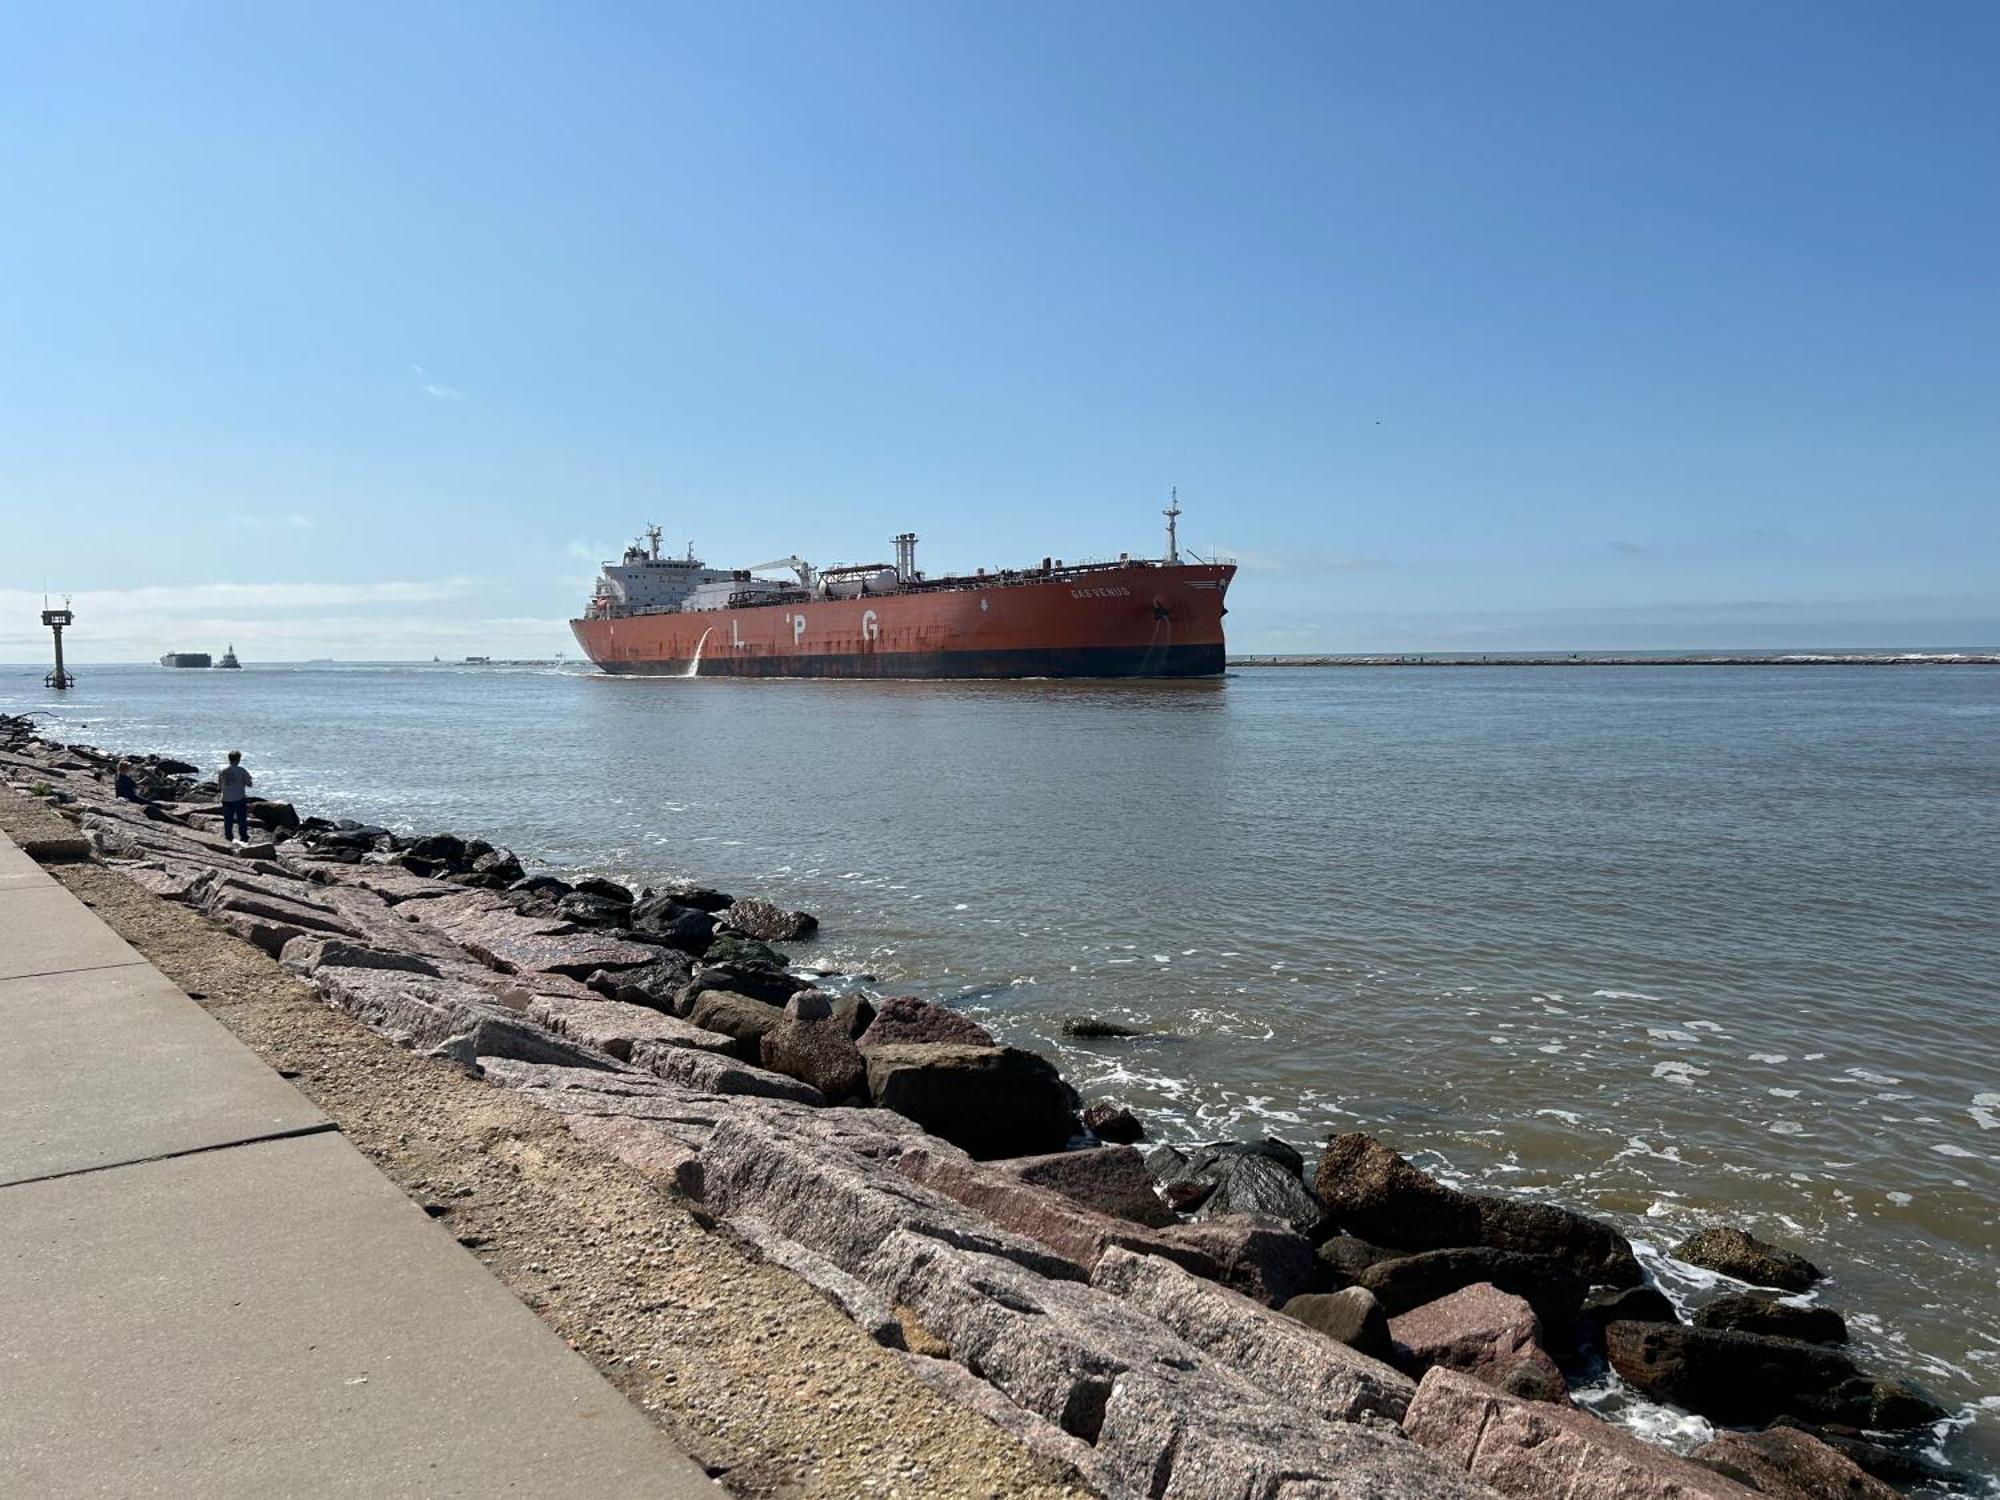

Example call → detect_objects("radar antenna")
1163 488 1182 564
643 523 663 561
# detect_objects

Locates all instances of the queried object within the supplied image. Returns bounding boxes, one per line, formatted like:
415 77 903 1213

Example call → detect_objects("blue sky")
2 1 1995 659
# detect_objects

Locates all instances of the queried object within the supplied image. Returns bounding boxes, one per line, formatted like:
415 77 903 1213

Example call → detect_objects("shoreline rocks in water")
0 711 1965 1499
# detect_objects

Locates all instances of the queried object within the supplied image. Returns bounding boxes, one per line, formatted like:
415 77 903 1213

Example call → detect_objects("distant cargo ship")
159 652 212 669
571 500 1234 679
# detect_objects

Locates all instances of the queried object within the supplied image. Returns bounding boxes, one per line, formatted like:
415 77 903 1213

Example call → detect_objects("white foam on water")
1886 1191 1914 1206
1652 1061 1708 1085
1535 1109 1581 1124
1749 1051 1789 1064
1932 1143 1980 1159
1683 1020 1724 1032
1972 1093 2000 1131
1769 1087 1800 1098
1844 1067 1903 1086
1648 1027 1699 1043
1571 1369 1715 1454
1592 989 1664 1003
1767 1120 1804 1135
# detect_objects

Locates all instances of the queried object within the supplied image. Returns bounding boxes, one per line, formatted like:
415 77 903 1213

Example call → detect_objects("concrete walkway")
0 829 714 1498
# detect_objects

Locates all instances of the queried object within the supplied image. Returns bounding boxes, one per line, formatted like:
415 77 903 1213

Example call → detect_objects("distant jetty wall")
1230 651 1999 668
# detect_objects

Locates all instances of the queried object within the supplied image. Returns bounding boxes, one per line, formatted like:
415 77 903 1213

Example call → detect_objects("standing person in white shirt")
218 749 254 842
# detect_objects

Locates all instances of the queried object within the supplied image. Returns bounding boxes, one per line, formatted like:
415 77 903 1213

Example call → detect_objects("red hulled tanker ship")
571 502 1235 679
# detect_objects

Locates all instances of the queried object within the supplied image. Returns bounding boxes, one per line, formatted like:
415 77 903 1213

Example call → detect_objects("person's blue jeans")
222 799 250 840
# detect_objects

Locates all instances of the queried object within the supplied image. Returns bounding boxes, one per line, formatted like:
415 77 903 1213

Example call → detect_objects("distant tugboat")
217 644 242 670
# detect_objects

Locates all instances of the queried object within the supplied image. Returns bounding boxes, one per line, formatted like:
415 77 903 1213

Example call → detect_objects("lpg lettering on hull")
571 508 1234 680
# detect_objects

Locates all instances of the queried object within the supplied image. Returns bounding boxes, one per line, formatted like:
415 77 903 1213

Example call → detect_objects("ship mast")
644 523 663 561
1163 488 1182 564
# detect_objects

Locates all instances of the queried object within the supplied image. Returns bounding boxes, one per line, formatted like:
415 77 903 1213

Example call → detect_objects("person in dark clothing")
218 750 254 841
114 761 140 802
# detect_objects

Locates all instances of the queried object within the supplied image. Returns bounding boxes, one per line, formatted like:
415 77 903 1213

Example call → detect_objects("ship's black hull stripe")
592 644 1226 679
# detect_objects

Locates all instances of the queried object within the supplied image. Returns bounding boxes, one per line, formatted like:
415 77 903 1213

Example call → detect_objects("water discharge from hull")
685 627 715 678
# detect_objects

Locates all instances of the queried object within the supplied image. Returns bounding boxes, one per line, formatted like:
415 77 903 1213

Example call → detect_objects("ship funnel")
893 532 919 582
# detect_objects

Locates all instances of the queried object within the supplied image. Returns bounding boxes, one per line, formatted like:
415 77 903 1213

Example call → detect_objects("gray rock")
1081 1101 1145 1143
704 934 791 969
1580 1283 1679 1340
1404 1366 1754 1500
759 1010 868 1102
1693 1426 1901 1500
1472 1194 1642 1288
864 1042 1079 1158
408 831 467 866
679 961 813 1008
687 989 785 1060
553 890 631 927
826 992 876 1039
1387 1282 1568 1403
625 1040 826 1104
895 1144 1211 1280
1093 1246 1414 1423
692 1113 1081 1283
1152 1215 1322 1307
997 1145 1175 1228
1319 1233 1404 1288
1093 1363 1498 1500
1150 1141 1325 1237
570 875 634 904
590 952 696 1011
625 900 716 953
872 1223 1461 1500
855 995 997 1049
1283 1287 1394 1363
208 888 362 941
1605 1321 1946 1430
1060 1017 1145 1038
1314 1132 1481 1250
719 896 818 942
278 936 442 979
1314 1133 1639 1287
650 880 734 913
1766 1417 1972 1491
1678 1226 1824 1292
1695 1293 1847 1345
526 993 736 1060
1359 1247 1587 1335
313 966 622 1071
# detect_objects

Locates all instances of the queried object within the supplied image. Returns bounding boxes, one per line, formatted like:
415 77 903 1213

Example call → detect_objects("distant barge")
158 644 244 669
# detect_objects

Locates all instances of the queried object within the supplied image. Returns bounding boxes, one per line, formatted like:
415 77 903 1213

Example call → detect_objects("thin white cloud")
409 362 464 401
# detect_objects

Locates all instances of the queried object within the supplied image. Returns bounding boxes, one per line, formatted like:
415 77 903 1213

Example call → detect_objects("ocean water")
9 659 1998 1485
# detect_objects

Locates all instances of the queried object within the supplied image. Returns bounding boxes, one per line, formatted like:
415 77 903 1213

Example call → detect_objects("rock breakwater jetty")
1 710 1967 1499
